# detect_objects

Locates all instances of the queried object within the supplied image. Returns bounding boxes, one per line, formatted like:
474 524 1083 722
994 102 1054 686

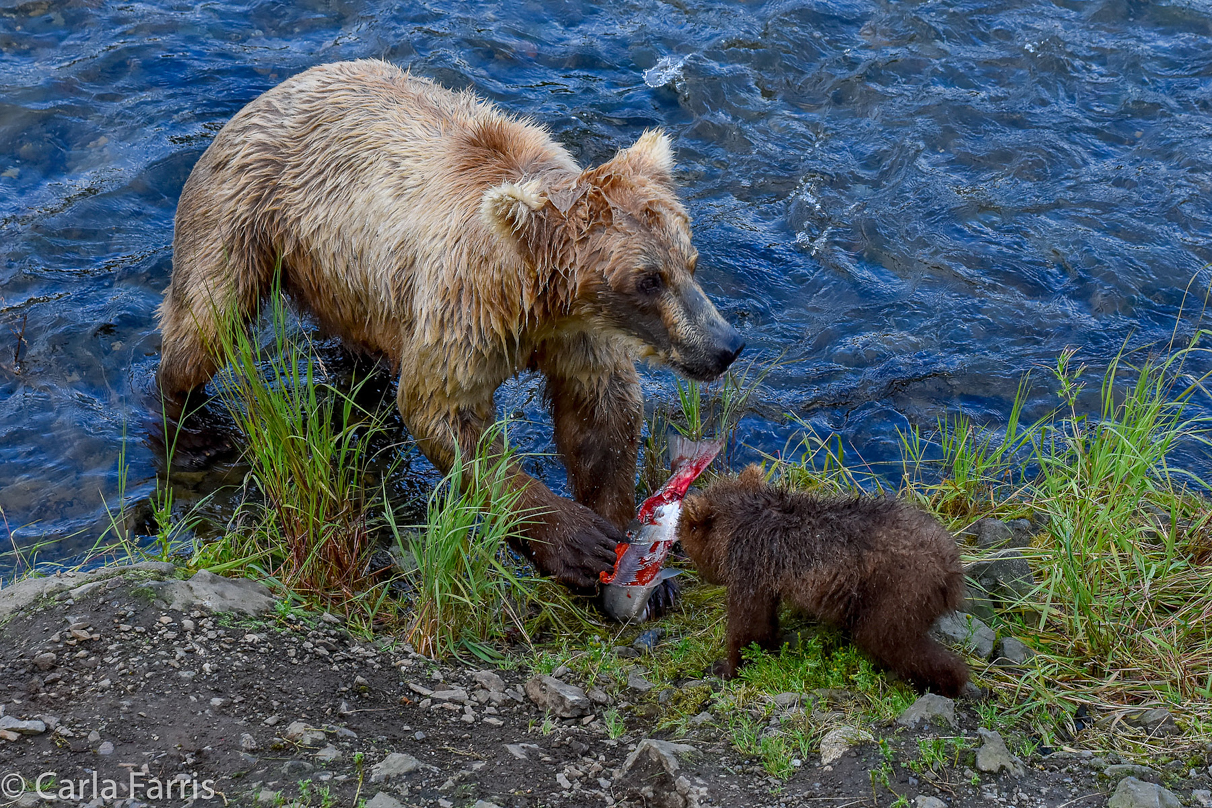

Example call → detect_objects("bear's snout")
668 280 745 380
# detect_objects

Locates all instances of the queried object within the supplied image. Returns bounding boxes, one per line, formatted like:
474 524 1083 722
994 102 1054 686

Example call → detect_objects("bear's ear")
481 179 548 242
595 130 675 185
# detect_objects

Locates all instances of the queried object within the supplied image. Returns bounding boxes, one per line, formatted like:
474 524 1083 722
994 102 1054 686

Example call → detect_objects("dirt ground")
0 568 1208 808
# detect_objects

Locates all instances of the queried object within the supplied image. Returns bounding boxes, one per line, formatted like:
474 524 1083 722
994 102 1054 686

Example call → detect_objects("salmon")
600 436 722 622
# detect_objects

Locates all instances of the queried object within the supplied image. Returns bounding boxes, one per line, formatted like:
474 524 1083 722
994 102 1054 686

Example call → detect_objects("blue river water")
2 0 1210 572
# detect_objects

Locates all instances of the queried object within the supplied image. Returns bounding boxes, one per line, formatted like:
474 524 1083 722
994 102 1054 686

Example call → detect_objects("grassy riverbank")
5 302 1209 776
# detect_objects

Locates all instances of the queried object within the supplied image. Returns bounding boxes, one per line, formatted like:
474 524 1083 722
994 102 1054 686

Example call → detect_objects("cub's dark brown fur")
677 466 969 696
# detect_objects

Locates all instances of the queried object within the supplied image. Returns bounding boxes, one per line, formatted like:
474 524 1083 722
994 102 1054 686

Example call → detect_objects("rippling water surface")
3 0 1211 570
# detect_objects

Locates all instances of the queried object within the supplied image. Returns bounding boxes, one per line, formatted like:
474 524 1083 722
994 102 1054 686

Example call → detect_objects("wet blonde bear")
158 60 744 590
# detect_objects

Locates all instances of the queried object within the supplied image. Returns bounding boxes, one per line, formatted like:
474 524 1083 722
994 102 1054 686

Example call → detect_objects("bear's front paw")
528 500 623 591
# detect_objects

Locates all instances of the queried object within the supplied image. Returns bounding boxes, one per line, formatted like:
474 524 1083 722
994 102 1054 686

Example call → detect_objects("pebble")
97 741 114 755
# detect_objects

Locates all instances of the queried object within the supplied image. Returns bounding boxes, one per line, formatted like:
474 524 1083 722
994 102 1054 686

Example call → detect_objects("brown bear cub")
677 466 969 696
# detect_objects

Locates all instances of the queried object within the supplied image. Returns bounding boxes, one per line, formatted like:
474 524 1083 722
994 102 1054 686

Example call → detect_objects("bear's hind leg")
851 610 969 697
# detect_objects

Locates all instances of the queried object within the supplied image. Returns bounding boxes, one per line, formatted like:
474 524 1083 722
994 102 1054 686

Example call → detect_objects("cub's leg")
723 586 780 678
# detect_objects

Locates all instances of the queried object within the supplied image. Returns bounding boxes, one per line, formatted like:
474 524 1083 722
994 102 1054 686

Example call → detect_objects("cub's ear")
590 129 675 185
737 464 766 489
679 490 714 532
480 179 548 242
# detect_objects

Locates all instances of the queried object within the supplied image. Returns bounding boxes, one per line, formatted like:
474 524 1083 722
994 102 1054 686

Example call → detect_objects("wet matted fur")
158 59 743 591
678 466 970 696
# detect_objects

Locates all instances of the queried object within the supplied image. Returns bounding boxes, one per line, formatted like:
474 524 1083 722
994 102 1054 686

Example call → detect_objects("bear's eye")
636 273 663 296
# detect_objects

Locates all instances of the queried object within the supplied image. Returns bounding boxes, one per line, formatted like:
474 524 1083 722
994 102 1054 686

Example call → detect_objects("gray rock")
314 745 341 763
932 611 997 659
966 549 1037 609
97 741 115 755
430 688 468 703
633 628 663 653
1107 777 1181 808
994 637 1034 665
472 802 502 808
32 652 57 671
627 669 655 692
975 728 1024 776
257 789 280 805
283 721 326 747
1123 708 1178 736
0 561 176 620
966 518 1031 550
281 760 314 777
587 687 612 706
819 726 873 765
473 670 506 693
772 692 802 710
1191 789 1211 808
621 739 696 774
370 752 421 782
1102 764 1160 783
896 694 956 730
0 716 47 735
688 711 713 727
240 733 258 752
617 740 702 808
524 675 591 718
365 794 406 808
148 569 275 615
504 743 540 760
915 797 948 808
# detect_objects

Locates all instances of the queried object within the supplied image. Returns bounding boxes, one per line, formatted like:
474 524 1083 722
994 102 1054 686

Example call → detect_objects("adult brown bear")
158 60 744 592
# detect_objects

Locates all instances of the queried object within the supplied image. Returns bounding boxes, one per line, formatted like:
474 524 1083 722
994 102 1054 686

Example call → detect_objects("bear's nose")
710 327 745 375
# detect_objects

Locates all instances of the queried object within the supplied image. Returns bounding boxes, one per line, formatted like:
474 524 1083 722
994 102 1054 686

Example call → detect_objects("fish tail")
668 433 723 472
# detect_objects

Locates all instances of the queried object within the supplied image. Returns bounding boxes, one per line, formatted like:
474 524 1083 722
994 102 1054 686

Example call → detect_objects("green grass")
895 339 1212 756
187 282 398 623
388 421 572 659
